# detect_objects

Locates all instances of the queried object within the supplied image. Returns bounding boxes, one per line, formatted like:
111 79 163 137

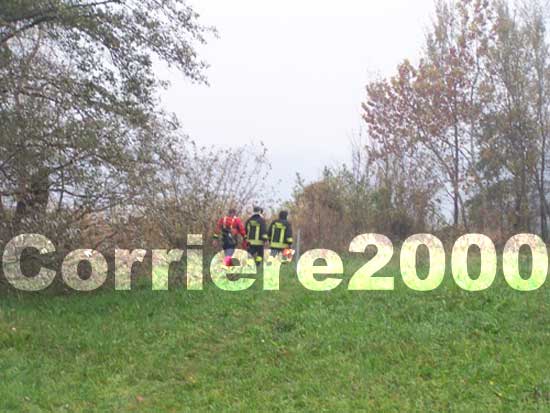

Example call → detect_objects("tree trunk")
535 168 548 241
453 124 460 228
540 146 548 241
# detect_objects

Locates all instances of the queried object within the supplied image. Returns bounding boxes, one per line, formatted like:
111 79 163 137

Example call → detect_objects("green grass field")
1 258 550 412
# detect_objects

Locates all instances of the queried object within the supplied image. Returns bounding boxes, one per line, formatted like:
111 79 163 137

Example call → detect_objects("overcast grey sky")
160 0 436 200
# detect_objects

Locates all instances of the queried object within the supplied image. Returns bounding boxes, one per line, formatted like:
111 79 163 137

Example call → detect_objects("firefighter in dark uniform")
268 210 293 257
245 206 268 266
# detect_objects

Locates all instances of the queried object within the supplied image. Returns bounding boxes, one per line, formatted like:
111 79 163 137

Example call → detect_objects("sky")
159 0 436 200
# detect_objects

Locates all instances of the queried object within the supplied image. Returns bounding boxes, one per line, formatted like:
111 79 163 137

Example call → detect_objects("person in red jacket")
212 208 246 266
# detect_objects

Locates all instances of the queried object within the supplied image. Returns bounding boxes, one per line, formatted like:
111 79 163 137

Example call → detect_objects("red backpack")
221 216 238 247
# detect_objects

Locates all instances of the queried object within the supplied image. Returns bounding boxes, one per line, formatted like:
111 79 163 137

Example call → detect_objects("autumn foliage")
361 0 550 242
288 0 550 249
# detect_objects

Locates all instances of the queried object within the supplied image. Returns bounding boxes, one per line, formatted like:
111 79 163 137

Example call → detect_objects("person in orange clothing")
212 208 247 266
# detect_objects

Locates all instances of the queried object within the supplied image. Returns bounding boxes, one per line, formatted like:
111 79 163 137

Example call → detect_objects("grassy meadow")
1 256 550 412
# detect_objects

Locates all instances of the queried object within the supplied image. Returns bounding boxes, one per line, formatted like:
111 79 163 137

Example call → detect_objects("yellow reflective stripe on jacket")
270 223 286 243
270 222 288 248
247 221 262 243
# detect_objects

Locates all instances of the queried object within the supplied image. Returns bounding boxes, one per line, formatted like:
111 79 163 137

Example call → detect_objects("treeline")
0 0 272 260
290 0 550 250
3 0 548 261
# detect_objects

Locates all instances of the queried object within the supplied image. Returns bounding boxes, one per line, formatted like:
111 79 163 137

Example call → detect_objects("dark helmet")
279 210 289 220
253 206 264 214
